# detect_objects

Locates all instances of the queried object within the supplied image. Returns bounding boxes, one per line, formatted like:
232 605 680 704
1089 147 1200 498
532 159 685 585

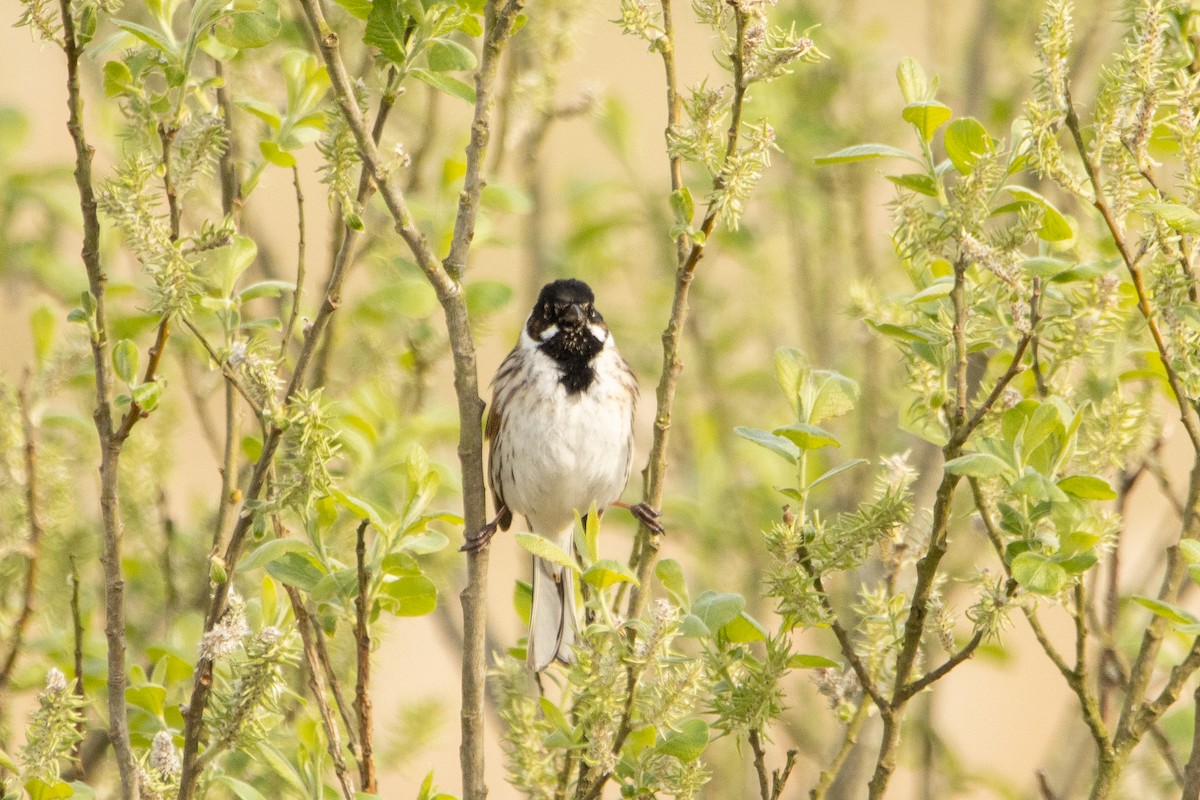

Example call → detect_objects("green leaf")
364 0 410 66
670 187 695 224
265 552 327 592
657 719 709 762
378 574 438 617
814 143 922 166
1011 551 1069 595
103 60 135 97
655 558 689 607
399 531 449 555
111 19 179 56
513 579 532 626
943 117 993 174
773 422 840 450
31 305 56 366
866 319 938 343
214 776 268 800
215 11 281 49
1001 186 1073 242
239 280 296 301
788 654 840 669
260 140 297 167
241 538 314 571
0 747 16 771
68 783 96 800
734 426 799 463
332 0 372 19
773 347 807 416
1181 540 1200 586
1132 596 1200 629
808 459 869 492
25 778 74 800
720 611 767 643
1140 202 1200 234
908 279 954 304
112 339 139 385
426 38 477 71
943 452 1012 479
581 502 600 564
481 183 532 213
886 172 938 196
896 56 928 103
1021 256 1073 278
131 380 164 412
808 370 859 424
411 68 476 104
902 101 952 142
126 684 166 717
1057 475 1117 501
514 533 579 573
689 591 745 633
332 489 388 531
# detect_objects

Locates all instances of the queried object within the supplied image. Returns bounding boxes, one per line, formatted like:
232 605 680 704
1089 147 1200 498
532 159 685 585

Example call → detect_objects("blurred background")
0 0 1187 797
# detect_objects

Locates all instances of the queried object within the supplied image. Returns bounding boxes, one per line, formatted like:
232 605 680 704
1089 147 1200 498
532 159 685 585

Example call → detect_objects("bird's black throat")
540 327 603 394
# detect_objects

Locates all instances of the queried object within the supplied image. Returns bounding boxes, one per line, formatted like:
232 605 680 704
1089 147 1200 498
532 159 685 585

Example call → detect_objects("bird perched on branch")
462 278 662 671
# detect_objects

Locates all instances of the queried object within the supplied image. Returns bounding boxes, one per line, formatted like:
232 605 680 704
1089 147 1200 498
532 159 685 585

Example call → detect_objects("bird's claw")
460 520 500 553
630 502 665 535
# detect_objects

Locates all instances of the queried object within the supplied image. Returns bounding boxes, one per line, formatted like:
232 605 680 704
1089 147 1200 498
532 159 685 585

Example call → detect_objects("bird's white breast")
492 329 636 536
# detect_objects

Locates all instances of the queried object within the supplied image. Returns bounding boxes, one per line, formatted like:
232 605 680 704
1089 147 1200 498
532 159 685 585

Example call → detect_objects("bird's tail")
527 525 577 672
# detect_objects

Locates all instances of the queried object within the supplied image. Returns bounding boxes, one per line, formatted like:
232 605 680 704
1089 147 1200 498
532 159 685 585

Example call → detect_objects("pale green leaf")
514 533 579 573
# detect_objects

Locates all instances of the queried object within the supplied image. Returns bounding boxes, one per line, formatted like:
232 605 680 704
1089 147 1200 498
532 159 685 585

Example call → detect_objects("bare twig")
749 727 771 800
1182 683 1200 800
354 519 376 793
811 700 870 800
281 165 308 362
0 378 45 692
69 556 86 769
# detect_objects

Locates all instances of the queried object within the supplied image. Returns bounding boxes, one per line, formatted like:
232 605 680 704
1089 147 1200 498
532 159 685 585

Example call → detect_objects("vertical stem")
55 0 139 792
0 379 44 692
70 556 86 770
354 519 376 793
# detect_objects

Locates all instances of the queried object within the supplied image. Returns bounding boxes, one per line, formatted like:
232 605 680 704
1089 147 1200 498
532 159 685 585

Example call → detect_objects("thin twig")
282 584 358 800
70 556 86 770
0 378 45 692
1182 683 1200 800
354 519 376 793
281 165 307 362
811 700 870 800
749 727 771 800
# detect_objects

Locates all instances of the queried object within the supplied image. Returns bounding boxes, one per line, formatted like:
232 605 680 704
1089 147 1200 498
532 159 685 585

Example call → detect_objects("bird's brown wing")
485 358 516 532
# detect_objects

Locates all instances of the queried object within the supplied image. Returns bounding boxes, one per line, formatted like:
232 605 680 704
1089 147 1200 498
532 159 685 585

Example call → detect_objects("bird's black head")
527 279 607 393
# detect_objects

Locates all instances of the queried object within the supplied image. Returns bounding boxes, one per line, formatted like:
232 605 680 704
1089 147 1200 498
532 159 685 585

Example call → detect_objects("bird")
462 278 662 671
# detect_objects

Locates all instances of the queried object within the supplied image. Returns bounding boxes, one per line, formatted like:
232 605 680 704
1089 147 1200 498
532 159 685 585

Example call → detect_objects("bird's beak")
560 303 585 329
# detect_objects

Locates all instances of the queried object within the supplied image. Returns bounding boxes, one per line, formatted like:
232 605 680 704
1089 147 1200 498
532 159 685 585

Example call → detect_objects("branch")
1182 683 1200 800
354 519 376 793
55 0 139 792
280 584 357 800
69 556 86 770
627 0 750 620
810 700 870 800
281 165 307 362
749 727 771 800
0 378 45 692
292 5 523 800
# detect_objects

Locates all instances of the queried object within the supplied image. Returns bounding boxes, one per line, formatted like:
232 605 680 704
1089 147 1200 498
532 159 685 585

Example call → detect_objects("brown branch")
1183 683 1200 800
771 748 799 800
810 699 870 800
282 584 357 800
293 5 522 800
354 519 376 793
749 727 771 800
281 165 307 362
69 556 86 770
55 0 139 792
627 0 750 620
0 378 45 692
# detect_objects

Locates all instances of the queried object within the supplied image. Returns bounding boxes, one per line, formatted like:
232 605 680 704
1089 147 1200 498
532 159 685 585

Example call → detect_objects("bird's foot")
629 502 665 535
460 519 500 553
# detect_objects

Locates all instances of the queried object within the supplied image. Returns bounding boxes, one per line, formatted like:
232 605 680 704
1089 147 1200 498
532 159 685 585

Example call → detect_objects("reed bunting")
463 278 662 671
